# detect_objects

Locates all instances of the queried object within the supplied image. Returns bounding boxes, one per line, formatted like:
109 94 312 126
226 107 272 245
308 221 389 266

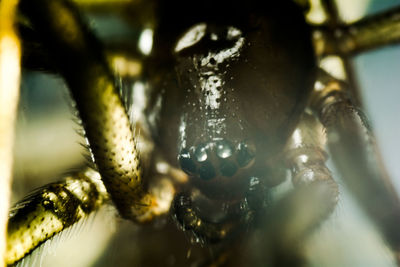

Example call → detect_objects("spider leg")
7 0 176 264
5 169 108 265
18 22 144 78
6 167 174 266
0 1 21 265
313 3 400 57
18 0 155 222
243 112 338 267
311 69 400 264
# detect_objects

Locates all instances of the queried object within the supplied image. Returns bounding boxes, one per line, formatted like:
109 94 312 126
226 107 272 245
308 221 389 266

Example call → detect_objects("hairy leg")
311 69 400 264
18 0 153 221
5 169 107 265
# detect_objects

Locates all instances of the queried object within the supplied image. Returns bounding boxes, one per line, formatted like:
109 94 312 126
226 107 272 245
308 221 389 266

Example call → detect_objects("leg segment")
5 169 107 265
18 0 153 222
311 70 400 262
6 168 175 266
313 4 400 56
0 1 21 266
285 112 338 201
270 112 339 244
243 113 339 267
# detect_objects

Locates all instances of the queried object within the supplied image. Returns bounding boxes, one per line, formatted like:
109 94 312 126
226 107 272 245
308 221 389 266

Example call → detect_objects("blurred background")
10 0 400 266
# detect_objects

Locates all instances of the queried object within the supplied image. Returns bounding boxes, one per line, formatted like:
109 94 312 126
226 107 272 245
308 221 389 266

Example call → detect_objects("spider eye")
198 161 216 180
216 140 234 159
194 143 209 162
178 139 256 180
178 149 197 174
236 142 256 167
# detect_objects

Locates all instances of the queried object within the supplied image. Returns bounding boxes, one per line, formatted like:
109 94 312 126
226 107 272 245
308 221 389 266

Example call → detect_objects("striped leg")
18 0 156 222
6 169 108 265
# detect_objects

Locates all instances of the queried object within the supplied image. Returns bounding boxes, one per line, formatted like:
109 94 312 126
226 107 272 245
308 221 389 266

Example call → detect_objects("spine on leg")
5 169 107 265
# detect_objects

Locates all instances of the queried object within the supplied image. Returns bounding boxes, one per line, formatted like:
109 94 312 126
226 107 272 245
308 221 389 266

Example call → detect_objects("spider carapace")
147 0 314 200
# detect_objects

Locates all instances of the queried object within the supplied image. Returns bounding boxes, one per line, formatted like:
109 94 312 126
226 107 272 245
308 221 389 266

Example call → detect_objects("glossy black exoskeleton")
146 0 315 200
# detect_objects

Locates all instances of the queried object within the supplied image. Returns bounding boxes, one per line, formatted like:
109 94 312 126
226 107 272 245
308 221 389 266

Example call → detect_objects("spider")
2 0 400 266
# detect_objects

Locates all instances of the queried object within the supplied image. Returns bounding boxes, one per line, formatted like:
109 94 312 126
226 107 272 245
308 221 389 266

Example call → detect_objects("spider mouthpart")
178 139 256 180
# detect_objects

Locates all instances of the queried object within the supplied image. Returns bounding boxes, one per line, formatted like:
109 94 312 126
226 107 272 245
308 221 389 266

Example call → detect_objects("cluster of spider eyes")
178 140 256 180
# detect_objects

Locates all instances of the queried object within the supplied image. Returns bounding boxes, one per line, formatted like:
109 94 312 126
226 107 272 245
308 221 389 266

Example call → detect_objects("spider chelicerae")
2 0 400 266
